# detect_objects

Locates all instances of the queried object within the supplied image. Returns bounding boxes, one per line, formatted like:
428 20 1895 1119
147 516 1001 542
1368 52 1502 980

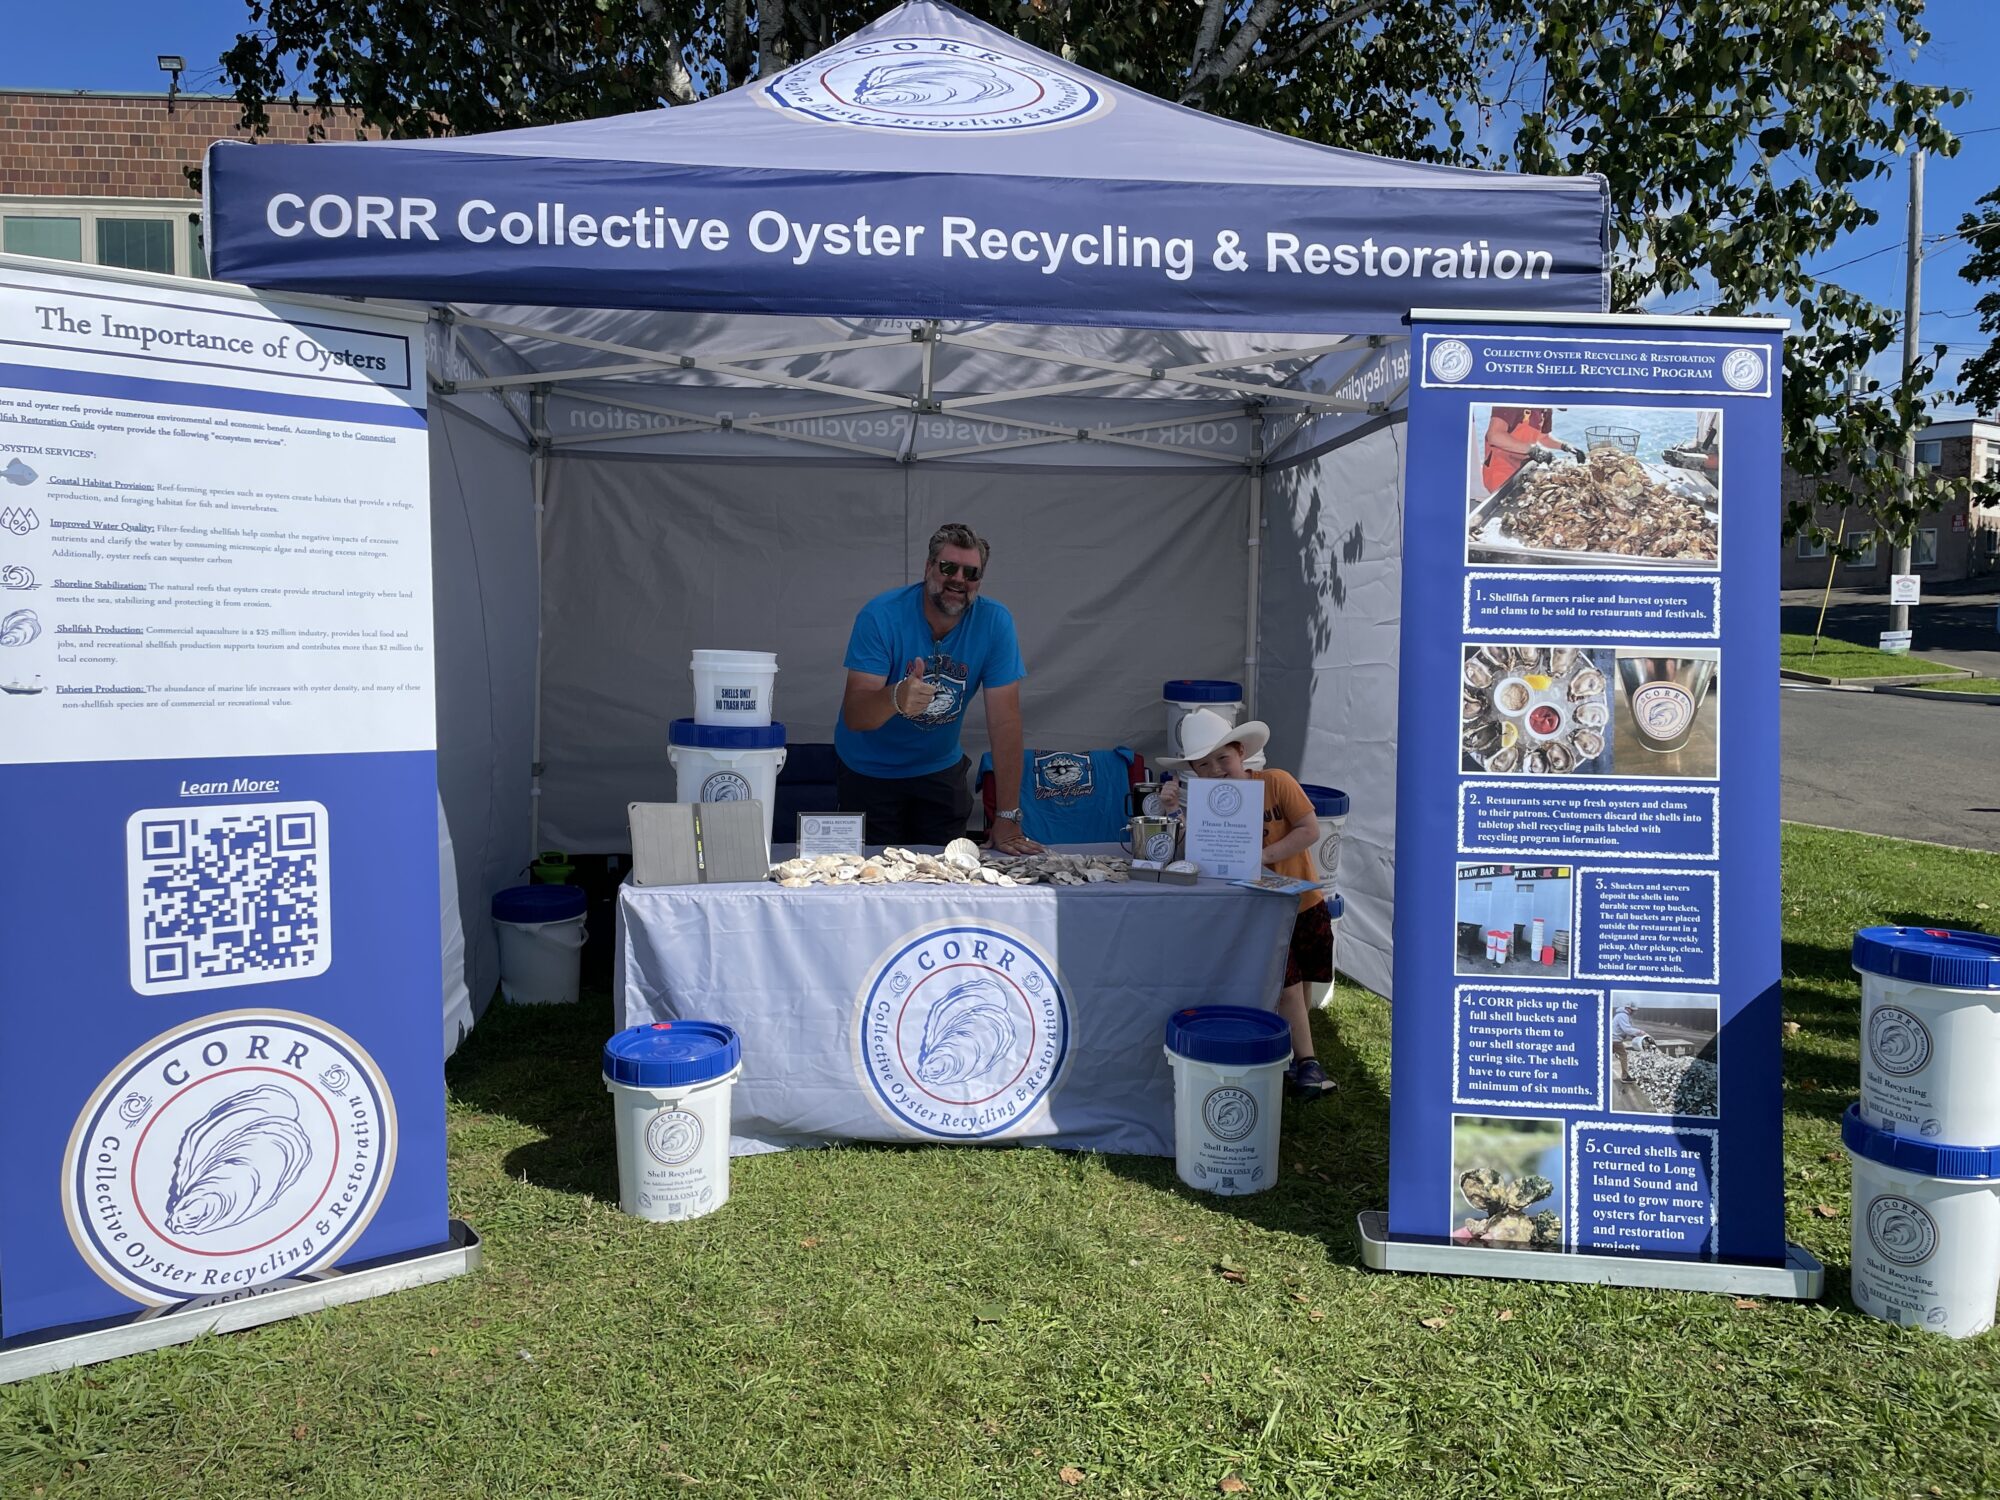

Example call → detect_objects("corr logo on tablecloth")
854 922 1070 1139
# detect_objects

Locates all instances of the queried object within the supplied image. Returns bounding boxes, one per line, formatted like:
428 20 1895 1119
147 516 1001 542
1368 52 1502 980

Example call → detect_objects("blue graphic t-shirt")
836 584 1025 778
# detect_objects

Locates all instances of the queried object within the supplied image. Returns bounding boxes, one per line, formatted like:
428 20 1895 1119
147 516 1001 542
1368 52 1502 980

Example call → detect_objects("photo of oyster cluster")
1450 1116 1565 1252
1461 644 1614 775
1466 403 1721 569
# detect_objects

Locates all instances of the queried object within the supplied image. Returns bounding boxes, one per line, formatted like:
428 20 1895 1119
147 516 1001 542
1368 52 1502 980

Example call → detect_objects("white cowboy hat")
1158 706 1270 771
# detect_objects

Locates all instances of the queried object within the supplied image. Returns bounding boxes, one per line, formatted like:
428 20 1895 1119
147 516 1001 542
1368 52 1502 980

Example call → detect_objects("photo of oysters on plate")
1461 643 1613 775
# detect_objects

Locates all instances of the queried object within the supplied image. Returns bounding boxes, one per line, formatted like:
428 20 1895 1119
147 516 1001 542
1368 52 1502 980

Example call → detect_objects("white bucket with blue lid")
1164 1006 1291 1196
603 1020 743 1223
690 648 778 727
491 883 588 1006
1843 1104 2000 1339
668 717 788 856
1164 679 1243 756
1853 926 2000 1145
1298 783 1350 882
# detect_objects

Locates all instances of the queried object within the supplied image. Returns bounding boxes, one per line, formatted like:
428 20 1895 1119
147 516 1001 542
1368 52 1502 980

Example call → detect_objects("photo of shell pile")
1466 403 1721 569
1461 644 1614 775
1624 1050 1721 1117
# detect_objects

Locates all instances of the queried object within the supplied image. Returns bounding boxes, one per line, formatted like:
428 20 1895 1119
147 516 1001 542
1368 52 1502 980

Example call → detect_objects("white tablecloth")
615 855 1294 1156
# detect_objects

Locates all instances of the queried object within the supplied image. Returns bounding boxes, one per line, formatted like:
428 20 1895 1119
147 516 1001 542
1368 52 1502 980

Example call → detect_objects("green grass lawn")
1901 676 2000 696
1779 632 1961 679
5 825 1999 1498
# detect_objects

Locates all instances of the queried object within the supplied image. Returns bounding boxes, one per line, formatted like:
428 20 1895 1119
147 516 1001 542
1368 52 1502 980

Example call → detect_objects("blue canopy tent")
203 0 1610 1022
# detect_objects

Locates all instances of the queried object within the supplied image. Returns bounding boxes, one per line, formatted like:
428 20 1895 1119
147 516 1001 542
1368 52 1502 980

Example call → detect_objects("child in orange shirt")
1160 708 1336 1098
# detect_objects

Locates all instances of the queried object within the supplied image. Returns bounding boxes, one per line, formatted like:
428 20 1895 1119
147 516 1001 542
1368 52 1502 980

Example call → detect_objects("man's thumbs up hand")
898 657 937 719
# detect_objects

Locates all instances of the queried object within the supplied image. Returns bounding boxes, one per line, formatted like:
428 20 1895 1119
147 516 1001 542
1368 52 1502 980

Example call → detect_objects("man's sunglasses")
934 559 982 582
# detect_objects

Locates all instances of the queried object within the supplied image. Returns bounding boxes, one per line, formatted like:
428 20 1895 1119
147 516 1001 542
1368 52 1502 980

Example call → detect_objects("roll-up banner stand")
1362 310 1821 1298
0 259 476 1383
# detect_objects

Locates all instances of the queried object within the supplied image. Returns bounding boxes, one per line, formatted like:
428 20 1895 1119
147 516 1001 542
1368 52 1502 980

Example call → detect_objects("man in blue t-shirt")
836 523 1042 853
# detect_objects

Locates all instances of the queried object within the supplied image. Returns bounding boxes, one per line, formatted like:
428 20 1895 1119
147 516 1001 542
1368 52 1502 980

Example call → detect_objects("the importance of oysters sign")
1390 312 1785 1274
0 260 445 1339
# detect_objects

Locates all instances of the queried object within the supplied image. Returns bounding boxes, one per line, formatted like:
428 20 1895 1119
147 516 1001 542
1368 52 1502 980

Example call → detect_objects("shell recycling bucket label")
63 1011 397 1305
853 921 1071 1139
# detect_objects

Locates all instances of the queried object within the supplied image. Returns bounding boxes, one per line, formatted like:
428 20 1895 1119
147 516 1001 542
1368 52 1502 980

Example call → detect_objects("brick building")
1779 417 2000 589
0 88 367 279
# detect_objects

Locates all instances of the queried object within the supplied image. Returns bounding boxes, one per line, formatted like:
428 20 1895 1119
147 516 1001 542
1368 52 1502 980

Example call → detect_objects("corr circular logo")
1866 1194 1938 1266
854 921 1069 1138
1867 1004 1933 1077
1145 831 1176 861
1317 832 1340 872
63 1011 396 1306
645 1108 703 1165
1202 1086 1258 1142
702 770 753 802
1632 683 1695 738
1427 338 1475 384
1208 783 1244 818
761 37 1108 134
1721 347 1766 391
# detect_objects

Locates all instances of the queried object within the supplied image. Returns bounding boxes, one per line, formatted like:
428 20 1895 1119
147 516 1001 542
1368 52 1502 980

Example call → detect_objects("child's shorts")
1286 899 1334 988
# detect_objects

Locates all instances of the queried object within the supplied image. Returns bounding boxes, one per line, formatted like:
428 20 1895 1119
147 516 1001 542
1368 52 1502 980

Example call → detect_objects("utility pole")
1892 147 1924 644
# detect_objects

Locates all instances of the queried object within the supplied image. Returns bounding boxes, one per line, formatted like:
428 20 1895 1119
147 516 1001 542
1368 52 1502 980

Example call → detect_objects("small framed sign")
797 812 866 856
1889 573 1921 606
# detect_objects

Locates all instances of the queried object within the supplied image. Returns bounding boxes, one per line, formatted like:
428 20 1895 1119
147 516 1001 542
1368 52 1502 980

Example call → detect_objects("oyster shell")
1494 448 1719 560
1573 700 1609 729
1542 740 1574 772
1462 691 1489 723
1571 729 1604 761
1550 647 1582 675
1521 749 1548 775
1569 668 1606 700
1463 656 1495 689
163 1084 313 1236
1484 745 1522 774
1465 718 1502 755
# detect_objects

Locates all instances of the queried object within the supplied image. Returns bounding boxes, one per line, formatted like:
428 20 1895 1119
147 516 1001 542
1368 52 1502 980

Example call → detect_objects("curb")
1779 667 1971 687
1873 682 2000 705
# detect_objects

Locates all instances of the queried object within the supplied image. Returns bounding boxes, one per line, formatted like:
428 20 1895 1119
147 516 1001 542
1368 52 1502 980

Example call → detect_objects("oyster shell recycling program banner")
1390 314 1782 1270
0 262 445 1340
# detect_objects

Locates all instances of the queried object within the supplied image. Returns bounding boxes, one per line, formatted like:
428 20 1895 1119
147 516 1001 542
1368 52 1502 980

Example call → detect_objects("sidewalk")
1779 579 1998 677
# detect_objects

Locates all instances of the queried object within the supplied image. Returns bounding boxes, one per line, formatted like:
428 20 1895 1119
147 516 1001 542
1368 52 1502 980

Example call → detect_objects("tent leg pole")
529 387 548 862
1245 413 1266 718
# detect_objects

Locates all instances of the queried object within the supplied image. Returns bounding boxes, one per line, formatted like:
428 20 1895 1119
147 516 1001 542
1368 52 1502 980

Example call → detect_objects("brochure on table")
0 262 446 1340
1389 313 1784 1273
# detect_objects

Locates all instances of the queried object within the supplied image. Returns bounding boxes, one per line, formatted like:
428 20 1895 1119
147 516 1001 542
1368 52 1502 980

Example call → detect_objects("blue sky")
10 0 2000 409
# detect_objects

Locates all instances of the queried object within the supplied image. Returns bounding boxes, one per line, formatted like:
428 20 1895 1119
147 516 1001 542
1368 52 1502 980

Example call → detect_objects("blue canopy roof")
206 0 1608 333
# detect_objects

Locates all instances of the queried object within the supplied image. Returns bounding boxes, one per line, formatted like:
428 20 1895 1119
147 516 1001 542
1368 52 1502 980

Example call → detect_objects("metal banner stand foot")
1357 1211 1823 1299
0 1220 481 1385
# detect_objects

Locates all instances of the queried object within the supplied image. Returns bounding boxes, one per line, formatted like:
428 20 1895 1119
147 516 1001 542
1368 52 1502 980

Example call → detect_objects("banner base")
0 1220 481 1385
1356 1211 1823 1300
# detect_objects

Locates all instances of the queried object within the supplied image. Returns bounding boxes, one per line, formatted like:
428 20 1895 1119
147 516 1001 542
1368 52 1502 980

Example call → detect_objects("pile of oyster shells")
1489 448 1719 561
1626 1049 1720 1117
771 839 1131 889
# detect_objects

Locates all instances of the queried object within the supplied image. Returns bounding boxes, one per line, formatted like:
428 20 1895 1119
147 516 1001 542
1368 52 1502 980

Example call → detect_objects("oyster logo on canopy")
702 770 753 802
854 922 1070 1138
1866 1005 1932 1077
761 37 1108 134
1866 1195 1939 1267
63 1011 396 1306
1721 347 1766 391
1428 338 1475 384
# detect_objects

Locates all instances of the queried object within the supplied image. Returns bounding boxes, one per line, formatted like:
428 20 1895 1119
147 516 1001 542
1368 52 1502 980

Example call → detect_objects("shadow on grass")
447 987 626 1205
1097 994 1393 1267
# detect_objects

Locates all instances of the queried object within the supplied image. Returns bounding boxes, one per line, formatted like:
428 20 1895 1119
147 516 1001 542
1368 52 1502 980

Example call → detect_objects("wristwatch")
995 808 1023 823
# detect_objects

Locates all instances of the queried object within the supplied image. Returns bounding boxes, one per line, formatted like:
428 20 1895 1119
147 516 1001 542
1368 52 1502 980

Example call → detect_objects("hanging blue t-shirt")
835 584 1026 779
978 746 1137 845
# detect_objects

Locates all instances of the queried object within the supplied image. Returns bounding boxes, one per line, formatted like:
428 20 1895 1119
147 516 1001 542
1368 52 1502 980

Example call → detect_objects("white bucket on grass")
1164 1006 1291 1196
604 1020 743 1223
1853 926 2000 1144
1844 1104 2000 1339
691 648 779 727
668 717 788 854
492 884 587 1005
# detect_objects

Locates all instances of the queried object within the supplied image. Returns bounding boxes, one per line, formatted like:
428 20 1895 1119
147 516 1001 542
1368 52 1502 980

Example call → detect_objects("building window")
1915 528 1938 567
1917 440 1942 468
95 218 174 275
3 215 83 261
1847 531 1878 568
1985 449 2000 481
0 199 197 277
1474 881 1492 893
1797 535 1828 560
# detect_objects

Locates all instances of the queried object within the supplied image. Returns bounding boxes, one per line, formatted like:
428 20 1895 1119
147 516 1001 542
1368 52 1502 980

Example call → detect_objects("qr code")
126 800 331 995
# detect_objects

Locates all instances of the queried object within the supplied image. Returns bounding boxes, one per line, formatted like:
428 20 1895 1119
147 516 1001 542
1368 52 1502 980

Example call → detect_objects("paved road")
1781 683 2000 852
1780 581 1998 677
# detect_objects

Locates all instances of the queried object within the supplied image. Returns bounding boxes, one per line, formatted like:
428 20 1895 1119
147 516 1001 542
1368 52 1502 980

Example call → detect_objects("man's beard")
928 581 970 616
